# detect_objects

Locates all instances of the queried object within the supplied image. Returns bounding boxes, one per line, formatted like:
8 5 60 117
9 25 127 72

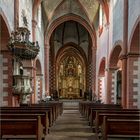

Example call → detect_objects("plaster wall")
128 0 140 48
0 0 14 31
96 27 108 75
19 0 33 41
96 27 108 95
36 21 45 98
112 0 123 47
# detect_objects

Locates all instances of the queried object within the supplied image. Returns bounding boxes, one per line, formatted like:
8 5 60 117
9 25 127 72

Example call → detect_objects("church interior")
0 0 140 139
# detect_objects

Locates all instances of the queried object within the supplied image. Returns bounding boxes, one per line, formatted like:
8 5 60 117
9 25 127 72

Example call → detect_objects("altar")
67 92 79 99
57 56 86 99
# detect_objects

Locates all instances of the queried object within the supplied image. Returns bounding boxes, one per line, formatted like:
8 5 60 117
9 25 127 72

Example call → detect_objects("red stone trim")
14 0 19 29
45 14 96 47
0 10 11 34
128 16 140 52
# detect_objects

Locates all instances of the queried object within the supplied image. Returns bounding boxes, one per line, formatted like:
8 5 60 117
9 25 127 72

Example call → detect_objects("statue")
22 9 28 27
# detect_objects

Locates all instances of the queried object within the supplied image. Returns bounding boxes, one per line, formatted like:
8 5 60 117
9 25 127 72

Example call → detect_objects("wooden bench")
95 113 140 138
1 106 53 127
89 108 140 127
1 112 49 135
0 117 44 140
27 104 57 123
87 104 122 119
101 116 140 140
0 102 63 139
21 101 63 123
79 101 122 119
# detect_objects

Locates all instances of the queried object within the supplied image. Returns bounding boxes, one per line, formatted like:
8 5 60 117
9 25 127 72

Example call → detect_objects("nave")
46 109 96 140
1 100 139 140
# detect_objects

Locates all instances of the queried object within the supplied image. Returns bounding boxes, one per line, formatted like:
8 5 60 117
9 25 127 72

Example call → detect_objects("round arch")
35 58 42 75
107 43 122 105
44 14 97 94
0 11 13 106
35 58 43 103
98 57 106 102
98 57 106 76
0 10 11 34
55 44 87 99
127 16 140 108
45 14 96 48
128 16 140 53
109 43 122 68
56 43 87 63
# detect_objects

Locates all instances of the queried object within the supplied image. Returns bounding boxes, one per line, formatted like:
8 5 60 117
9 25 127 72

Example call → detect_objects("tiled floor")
45 109 97 140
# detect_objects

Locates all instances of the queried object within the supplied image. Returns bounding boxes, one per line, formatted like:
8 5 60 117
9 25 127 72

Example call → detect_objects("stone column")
127 54 140 108
44 43 50 95
14 0 19 30
121 0 128 108
105 23 110 104
36 74 43 102
32 20 37 42
106 68 117 104
92 46 96 99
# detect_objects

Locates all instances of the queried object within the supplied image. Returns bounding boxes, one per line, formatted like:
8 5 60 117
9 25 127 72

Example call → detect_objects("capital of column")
36 74 43 79
119 54 127 60
32 19 37 28
105 22 110 30
91 45 97 51
44 43 50 49
127 52 140 58
106 67 118 72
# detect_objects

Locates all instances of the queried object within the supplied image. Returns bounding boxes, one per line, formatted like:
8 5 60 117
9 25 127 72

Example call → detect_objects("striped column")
111 71 116 104
98 77 102 100
132 59 140 108
0 54 9 106
36 75 43 103
127 56 140 109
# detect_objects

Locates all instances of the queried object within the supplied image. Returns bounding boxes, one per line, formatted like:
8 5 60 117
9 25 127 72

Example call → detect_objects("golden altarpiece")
57 56 85 99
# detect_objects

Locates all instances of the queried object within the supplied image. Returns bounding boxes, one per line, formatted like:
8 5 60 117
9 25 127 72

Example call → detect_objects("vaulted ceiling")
42 0 99 28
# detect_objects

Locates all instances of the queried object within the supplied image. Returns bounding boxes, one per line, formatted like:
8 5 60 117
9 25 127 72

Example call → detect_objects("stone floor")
45 109 97 140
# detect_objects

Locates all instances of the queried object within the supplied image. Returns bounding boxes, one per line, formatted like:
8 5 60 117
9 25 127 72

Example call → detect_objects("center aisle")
45 109 97 140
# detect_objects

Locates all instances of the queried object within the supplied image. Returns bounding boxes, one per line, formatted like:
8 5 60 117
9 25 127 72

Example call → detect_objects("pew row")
101 116 140 140
0 101 63 140
0 117 44 140
79 101 140 140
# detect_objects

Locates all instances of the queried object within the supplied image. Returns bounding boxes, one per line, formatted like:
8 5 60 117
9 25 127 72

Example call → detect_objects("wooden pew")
21 101 63 123
1 106 52 127
79 101 122 119
0 117 44 140
1 101 63 128
95 113 140 139
101 116 140 140
89 108 139 127
1 107 50 134
27 103 57 123
1 113 49 135
0 102 63 139
87 104 122 120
